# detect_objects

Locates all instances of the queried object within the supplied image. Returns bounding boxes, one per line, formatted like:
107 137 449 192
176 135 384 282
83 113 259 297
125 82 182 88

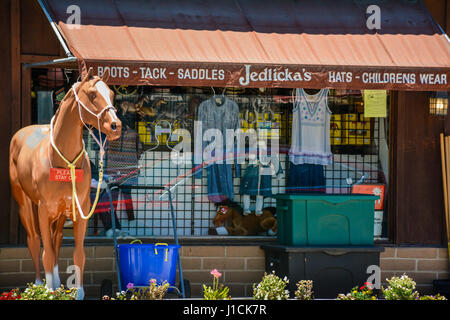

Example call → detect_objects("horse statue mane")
9 68 122 299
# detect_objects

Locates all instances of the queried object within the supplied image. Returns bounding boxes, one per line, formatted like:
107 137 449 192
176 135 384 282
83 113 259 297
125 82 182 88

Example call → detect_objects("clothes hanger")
292 89 299 105
247 96 275 123
150 90 181 102
304 88 322 95
244 98 259 125
260 96 274 122
146 119 174 152
213 87 226 106
63 69 70 84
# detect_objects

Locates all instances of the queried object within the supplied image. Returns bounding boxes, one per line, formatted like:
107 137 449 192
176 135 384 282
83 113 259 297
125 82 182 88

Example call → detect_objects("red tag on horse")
49 168 84 182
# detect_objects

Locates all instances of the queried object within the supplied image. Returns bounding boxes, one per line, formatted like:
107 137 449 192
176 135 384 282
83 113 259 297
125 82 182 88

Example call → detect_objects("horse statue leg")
10 160 42 285
51 216 67 289
17 197 42 285
72 204 89 300
72 219 87 300
37 203 58 290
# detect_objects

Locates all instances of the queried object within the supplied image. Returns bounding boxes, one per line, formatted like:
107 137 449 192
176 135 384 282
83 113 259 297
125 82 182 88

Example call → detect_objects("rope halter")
50 81 119 221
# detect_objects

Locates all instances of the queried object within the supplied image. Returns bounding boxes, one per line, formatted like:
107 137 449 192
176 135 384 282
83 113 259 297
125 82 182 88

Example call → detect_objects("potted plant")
19 282 77 300
336 282 377 300
418 294 447 300
253 271 289 300
382 274 419 300
103 279 170 300
295 280 314 300
203 269 231 300
0 289 21 300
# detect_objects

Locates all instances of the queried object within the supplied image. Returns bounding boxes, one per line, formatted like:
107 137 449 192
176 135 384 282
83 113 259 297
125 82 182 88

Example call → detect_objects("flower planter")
262 244 384 299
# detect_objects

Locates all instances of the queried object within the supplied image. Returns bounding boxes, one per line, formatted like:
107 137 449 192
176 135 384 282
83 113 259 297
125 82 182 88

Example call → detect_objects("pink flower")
126 283 134 290
210 269 222 279
364 282 374 290
150 279 157 284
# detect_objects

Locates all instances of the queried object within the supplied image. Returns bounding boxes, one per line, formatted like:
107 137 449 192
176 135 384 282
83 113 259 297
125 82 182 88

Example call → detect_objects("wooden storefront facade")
0 0 449 247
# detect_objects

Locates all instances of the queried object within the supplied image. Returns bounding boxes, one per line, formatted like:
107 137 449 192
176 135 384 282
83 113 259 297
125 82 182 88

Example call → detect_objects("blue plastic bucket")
118 242 180 290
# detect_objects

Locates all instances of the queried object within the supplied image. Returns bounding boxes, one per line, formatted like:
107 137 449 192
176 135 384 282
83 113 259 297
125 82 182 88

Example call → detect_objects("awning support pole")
25 1 78 69
23 56 77 69
37 0 74 58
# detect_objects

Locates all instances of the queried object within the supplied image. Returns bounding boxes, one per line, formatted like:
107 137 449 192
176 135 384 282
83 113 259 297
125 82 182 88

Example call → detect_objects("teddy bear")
211 203 277 236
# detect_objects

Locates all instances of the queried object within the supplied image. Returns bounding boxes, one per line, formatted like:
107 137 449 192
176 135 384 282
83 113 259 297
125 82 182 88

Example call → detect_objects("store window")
30 68 389 240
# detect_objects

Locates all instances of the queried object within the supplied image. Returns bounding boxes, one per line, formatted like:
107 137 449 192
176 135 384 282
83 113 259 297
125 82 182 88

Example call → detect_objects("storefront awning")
41 0 449 90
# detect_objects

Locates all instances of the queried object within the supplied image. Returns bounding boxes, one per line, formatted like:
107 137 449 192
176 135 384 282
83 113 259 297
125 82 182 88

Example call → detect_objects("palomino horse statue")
9 68 122 299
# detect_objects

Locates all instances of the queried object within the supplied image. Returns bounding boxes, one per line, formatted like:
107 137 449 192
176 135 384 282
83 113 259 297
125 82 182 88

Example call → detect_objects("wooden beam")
11 0 20 134
423 0 446 29
20 54 65 64
447 0 450 33
10 0 21 244
388 91 398 243
21 67 31 127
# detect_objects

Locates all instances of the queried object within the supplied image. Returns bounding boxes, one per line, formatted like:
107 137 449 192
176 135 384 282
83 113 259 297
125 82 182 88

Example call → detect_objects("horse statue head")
71 67 122 141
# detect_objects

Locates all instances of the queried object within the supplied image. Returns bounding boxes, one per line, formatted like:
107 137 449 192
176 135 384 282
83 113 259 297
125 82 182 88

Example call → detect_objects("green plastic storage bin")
274 194 379 246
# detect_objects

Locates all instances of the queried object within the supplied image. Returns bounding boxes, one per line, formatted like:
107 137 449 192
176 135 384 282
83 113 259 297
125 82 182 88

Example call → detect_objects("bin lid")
273 194 379 202
261 244 385 253
117 243 181 249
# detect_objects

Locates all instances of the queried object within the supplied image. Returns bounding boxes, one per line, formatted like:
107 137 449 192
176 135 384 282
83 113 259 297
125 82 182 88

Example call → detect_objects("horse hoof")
76 287 85 300
53 265 61 288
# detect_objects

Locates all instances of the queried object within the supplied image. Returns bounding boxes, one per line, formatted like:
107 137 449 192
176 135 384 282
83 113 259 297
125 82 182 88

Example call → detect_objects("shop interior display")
28 68 388 239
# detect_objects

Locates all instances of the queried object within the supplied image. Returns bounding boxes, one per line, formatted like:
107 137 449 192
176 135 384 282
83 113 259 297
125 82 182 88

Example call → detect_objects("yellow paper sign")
364 90 387 118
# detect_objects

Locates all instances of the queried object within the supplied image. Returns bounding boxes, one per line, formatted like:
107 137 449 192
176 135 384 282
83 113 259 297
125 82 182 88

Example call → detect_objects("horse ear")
81 67 94 83
101 68 110 83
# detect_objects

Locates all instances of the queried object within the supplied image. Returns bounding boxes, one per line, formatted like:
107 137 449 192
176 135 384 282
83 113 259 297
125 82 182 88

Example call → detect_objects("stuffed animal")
212 204 277 236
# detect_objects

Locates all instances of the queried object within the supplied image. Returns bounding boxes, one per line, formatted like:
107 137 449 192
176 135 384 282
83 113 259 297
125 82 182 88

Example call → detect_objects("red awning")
42 0 449 90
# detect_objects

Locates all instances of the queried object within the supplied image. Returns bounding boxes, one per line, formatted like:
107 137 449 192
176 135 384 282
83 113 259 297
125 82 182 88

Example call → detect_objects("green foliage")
203 269 231 300
106 279 170 300
203 284 231 300
336 283 377 300
419 294 447 300
253 271 289 300
295 280 314 300
19 282 77 300
382 274 419 300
